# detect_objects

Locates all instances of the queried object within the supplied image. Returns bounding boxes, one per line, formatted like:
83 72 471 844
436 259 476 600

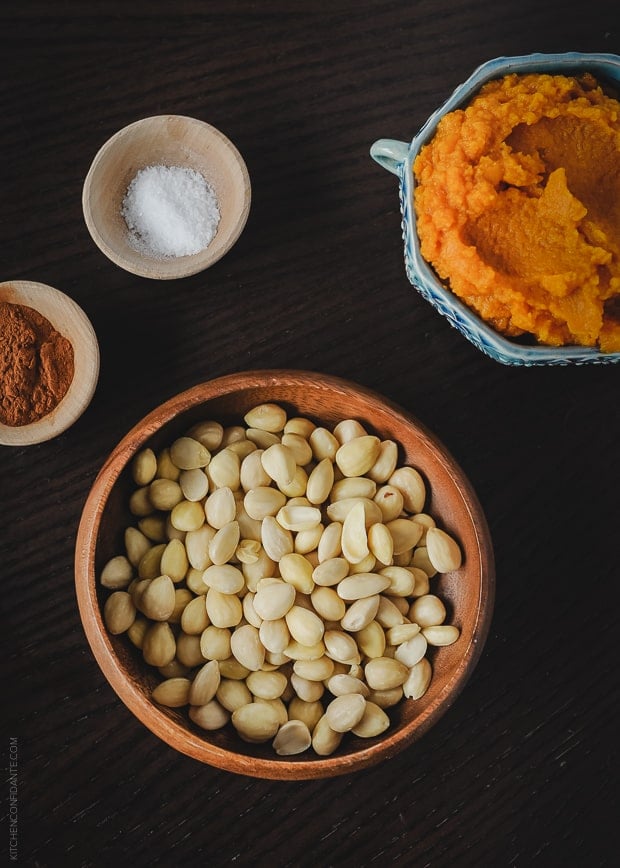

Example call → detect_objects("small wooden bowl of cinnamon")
0 280 100 446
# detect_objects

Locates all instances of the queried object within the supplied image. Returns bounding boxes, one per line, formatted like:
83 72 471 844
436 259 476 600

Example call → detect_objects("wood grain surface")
1 1 618 866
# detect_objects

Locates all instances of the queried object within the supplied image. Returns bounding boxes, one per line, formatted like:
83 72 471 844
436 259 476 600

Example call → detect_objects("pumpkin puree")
413 72 620 351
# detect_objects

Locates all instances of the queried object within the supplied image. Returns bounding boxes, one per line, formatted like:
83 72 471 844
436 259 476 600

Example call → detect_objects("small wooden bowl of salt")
82 115 251 279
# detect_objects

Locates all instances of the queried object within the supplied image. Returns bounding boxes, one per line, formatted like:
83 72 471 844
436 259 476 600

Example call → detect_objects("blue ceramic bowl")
371 53 620 366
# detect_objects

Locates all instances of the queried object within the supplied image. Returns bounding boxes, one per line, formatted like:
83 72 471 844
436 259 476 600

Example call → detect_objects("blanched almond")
240 449 271 491
103 591 136 634
341 500 370 564
293 656 335 682
281 432 313 466
312 714 343 755
189 700 229 731
203 563 245 595
379 565 415 597
317 521 343 562
422 625 460 646
409 594 446 627
351 701 390 738
294 523 324 555
232 703 280 743
333 419 368 444
325 693 366 732
205 486 236 529
367 440 398 484
160 538 189 583
230 624 265 671
101 555 133 590
290 673 325 702
261 515 294 561
206 588 243 628
313 557 349 587
309 427 339 461
244 403 287 433
183 525 214 571
330 476 377 502
188 660 221 705
306 458 335 505
425 528 463 572
323 630 360 664
375 595 405 629
386 623 421 645
327 674 370 697
276 504 322 532
355 620 386 659
388 466 426 514
170 500 205 532
208 521 241 565
124 527 152 567
179 467 209 502
246 670 288 700
285 605 325 647
217 678 253 711
364 657 409 690
386 518 424 555
279 553 315 594
170 437 210 470
310 586 346 622
340 595 380 632
367 522 394 566
152 677 191 707
373 485 405 522
284 416 316 438
207 447 241 490
149 478 183 511
259 618 291 654
244 486 287 520
403 658 432 699
273 720 312 756
394 633 428 667
326 497 383 526
139 575 176 621
253 578 296 620
335 435 381 477
261 443 297 486
186 419 223 451
132 447 157 486
337 573 391 601
142 622 176 667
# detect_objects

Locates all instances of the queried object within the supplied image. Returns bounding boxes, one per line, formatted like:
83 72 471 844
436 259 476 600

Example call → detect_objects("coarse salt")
121 165 220 259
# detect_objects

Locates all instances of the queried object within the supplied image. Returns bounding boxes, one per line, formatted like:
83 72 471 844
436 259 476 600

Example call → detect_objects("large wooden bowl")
75 371 494 779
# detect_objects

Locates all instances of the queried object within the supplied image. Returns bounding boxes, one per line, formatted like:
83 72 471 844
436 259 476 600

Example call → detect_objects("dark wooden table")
2 2 618 865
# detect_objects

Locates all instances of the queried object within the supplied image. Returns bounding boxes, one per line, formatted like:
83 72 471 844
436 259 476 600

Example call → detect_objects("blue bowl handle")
370 139 409 176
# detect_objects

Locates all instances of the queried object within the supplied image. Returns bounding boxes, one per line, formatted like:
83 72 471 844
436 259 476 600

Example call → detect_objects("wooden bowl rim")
0 280 100 446
75 370 495 779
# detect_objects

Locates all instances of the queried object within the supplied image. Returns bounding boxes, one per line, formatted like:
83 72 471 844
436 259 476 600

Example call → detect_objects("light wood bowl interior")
82 115 251 279
0 280 99 446
75 371 494 779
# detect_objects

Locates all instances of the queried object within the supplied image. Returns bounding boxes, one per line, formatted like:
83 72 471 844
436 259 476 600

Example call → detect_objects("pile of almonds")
99 403 462 757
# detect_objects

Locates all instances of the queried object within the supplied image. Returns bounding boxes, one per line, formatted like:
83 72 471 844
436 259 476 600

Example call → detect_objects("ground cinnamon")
0 301 75 427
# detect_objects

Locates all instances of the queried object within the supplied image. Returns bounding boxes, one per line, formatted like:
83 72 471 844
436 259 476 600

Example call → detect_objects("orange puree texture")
413 73 620 352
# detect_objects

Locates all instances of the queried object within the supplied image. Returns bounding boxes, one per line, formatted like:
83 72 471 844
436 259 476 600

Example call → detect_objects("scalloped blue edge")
398 52 620 366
